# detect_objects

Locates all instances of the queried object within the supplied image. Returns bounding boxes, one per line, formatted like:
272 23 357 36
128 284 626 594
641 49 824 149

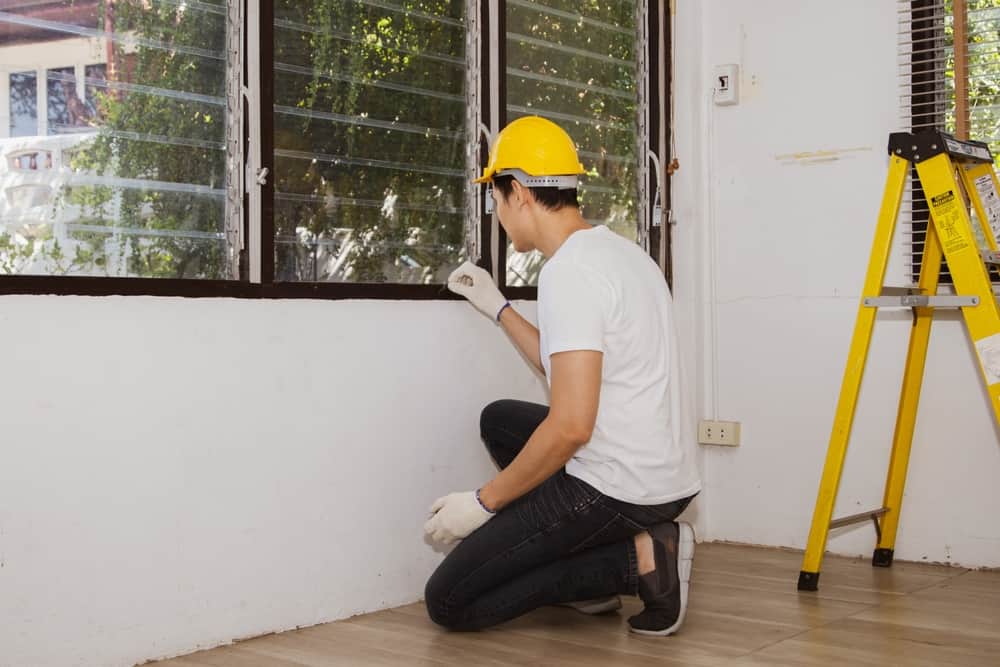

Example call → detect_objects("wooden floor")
150 543 1000 666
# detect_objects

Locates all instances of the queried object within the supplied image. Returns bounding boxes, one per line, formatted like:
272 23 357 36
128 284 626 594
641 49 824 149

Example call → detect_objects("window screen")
271 0 468 284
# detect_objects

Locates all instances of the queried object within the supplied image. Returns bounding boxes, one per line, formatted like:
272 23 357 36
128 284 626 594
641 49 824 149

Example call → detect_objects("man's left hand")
424 491 494 544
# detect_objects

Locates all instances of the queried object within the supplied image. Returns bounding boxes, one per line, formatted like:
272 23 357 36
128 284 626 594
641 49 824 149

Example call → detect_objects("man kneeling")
424 116 701 636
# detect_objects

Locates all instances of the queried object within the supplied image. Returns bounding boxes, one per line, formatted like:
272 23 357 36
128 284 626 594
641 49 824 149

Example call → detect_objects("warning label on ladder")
931 190 972 254
976 333 1000 385
974 174 1000 240
932 191 956 206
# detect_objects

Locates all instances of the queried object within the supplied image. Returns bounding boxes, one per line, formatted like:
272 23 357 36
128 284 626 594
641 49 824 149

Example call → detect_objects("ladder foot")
872 548 894 568
797 570 820 591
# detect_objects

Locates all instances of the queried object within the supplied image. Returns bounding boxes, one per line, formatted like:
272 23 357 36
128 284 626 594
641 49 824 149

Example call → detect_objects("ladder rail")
960 163 1000 284
918 152 1000 425
797 154 910 591
875 218 943 567
959 162 1000 255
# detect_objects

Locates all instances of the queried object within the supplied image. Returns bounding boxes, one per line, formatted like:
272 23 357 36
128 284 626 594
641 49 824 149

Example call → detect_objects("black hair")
492 174 579 212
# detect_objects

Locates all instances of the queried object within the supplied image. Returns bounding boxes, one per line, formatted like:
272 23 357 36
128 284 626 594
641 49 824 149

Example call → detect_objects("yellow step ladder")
798 130 1000 591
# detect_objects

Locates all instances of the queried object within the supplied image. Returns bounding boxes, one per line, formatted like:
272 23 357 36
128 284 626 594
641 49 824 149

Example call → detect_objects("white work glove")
447 261 509 321
424 490 495 545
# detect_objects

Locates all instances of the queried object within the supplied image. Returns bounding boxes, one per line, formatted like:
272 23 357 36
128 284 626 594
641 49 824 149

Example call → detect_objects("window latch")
652 186 662 227
255 167 269 186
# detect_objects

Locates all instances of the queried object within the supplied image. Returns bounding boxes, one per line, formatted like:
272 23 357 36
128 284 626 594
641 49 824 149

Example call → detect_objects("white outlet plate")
699 419 741 446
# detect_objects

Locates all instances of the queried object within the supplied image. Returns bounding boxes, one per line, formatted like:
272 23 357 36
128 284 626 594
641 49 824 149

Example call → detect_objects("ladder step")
829 507 889 529
982 249 1000 266
879 286 924 296
864 295 979 308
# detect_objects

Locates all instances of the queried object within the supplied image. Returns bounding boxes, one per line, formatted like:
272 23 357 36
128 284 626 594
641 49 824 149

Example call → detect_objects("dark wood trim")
239 0 251 281
660 0 673 288
260 0 276 284
496 0 510 288
647 0 664 283
0 276 476 300
501 285 536 300
479 0 494 277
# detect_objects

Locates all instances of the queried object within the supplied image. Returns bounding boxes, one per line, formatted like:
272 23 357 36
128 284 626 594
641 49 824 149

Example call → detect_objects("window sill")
0 276 538 300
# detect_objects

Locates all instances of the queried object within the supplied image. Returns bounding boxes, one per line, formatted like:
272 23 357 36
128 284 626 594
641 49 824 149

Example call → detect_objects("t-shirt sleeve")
538 261 609 356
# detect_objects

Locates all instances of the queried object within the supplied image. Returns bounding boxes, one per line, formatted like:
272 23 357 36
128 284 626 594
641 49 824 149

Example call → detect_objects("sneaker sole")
559 596 623 615
628 521 695 637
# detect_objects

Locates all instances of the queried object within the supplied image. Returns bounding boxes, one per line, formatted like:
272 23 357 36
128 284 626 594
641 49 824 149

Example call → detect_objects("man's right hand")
447 261 508 321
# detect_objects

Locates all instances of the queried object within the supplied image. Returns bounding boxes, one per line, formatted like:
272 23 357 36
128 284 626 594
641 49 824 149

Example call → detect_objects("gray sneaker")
627 521 695 636
558 595 623 615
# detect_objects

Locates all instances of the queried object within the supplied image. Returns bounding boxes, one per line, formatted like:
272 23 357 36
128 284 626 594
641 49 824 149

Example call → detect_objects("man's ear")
510 179 530 209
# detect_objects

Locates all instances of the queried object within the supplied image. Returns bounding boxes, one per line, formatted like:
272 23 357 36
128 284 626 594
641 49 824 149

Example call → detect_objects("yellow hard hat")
474 116 586 189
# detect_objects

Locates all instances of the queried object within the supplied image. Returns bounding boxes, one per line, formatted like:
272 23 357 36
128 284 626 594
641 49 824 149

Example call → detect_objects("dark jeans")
424 399 695 631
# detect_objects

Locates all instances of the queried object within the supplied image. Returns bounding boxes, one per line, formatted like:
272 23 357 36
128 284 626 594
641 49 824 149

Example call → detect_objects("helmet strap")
496 168 579 190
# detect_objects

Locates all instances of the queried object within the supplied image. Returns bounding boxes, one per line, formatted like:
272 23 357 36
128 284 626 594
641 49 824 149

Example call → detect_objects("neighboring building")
1 1 108 138
0 2 115 273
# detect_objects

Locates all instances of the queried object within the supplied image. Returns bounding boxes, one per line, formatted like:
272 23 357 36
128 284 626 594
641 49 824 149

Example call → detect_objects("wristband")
475 488 497 514
496 301 512 322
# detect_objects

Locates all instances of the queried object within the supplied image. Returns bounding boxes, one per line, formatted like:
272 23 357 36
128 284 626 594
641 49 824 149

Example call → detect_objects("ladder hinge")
889 130 993 164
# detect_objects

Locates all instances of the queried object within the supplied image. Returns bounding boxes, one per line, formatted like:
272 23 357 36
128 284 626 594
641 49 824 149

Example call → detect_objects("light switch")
713 64 739 106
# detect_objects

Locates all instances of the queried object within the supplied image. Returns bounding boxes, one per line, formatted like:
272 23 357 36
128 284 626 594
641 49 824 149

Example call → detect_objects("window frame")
0 0 673 299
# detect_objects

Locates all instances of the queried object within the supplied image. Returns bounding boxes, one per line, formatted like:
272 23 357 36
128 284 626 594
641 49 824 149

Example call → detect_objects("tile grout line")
733 602 880 660
689 554 972 663
789 565 977 650
902 566 973 596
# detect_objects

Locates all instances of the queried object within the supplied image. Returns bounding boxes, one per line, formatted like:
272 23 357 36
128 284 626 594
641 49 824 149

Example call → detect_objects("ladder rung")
864 295 979 308
982 249 1000 266
879 286 925 296
829 507 889 530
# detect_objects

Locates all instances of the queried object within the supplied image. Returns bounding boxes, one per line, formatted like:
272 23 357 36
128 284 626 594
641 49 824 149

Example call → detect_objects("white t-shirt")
537 225 701 505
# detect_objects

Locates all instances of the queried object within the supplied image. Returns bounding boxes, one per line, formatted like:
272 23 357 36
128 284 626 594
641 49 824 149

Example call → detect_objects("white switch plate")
713 64 739 106
699 419 741 446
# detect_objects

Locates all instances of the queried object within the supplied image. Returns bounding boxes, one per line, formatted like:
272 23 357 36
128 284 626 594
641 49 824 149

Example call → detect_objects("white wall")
0 297 549 667
674 0 1000 568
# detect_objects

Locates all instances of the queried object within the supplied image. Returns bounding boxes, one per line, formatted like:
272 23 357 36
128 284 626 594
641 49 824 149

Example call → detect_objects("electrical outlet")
698 420 741 446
